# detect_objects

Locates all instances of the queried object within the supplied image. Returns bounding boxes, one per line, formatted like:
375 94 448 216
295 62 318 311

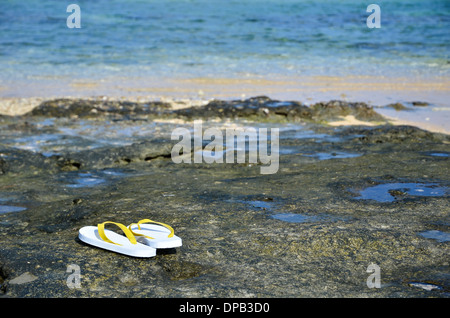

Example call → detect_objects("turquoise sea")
0 0 449 101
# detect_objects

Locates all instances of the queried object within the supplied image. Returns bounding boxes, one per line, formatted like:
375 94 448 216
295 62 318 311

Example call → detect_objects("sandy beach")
1 73 449 134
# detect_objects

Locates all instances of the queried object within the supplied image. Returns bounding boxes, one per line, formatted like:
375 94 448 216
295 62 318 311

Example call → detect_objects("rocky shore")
0 96 448 297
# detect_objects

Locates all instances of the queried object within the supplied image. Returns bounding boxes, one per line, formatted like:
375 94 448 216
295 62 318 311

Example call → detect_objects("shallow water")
429 152 450 158
279 126 360 143
271 213 321 223
247 200 274 210
0 205 27 214
305 151 361 160
60 169 128 189
0 117 175 156
409 282 444 291
419 230 450 243
353 182 449 202
66 175 106 188
237 198 346 224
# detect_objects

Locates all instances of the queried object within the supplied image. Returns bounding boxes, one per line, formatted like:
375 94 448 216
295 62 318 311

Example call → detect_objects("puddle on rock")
247 200 274 209
266 101 296 108
419 230 450 242
280 129 339 143
231 197 347 224
305 151 361 160
428 152 449 158
1 131 104 157
408 282 444 291
353 182 449 203
279 147 362 159
66 174 106 188
0 205 27 214
0 196 27 214
271 213 321 223
100 169 128 177
278 124 363 143
271 213 348 223
279 146 302 155
61 168 128 188
0 118 177 158
228 199 276 210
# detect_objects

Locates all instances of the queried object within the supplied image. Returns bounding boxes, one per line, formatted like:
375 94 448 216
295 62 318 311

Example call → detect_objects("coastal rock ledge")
0 97 448 298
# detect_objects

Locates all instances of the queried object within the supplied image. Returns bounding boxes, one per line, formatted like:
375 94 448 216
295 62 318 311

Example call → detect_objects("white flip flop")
78 221 156 257
128 219 182 249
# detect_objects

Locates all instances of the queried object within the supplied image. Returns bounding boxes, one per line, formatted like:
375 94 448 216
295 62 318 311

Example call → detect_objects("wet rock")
57 158 82 171
28 98 172 118
158 258 209 281
388 189 408 198
412 101 429 107
310 100 386 122
173 97 384 123
0 145 59 175
64 138 174 170
387 103 409 111
0 157 6 174
72 198 83 205
172 96 286 120
23 96 387 124
345 125 446 144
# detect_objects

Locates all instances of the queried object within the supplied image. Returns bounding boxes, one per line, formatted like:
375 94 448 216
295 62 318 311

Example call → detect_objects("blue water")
0 205 27 214
0 0 449 95
419 230 450 242
354 182 449 202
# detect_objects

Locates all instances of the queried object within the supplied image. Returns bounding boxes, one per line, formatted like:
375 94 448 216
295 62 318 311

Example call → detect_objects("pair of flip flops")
78 219 182 258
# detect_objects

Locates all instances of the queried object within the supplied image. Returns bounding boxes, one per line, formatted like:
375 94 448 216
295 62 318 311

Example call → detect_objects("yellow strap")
129 219 174 240
98 221 137 246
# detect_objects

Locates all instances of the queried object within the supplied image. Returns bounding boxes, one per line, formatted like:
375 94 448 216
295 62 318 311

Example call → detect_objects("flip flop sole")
78 226 157 257
129 224 182 249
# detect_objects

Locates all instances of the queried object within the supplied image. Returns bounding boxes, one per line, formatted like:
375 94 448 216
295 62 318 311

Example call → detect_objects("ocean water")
0 0 449 99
